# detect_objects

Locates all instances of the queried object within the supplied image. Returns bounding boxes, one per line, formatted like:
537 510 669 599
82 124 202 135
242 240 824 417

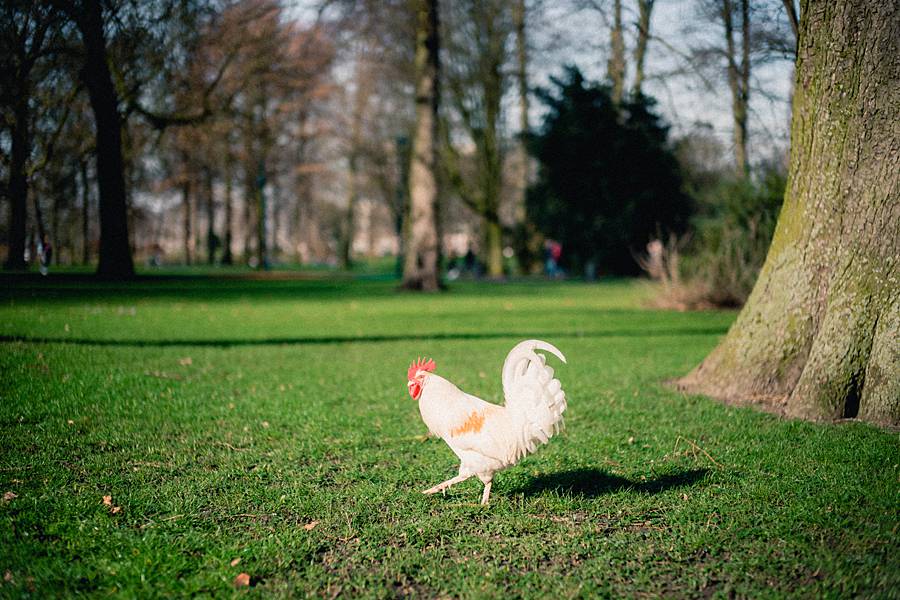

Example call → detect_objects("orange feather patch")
451 410 486 437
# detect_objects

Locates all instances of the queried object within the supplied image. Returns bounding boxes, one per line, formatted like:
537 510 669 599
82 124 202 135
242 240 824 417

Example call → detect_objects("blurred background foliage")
1 0 796 307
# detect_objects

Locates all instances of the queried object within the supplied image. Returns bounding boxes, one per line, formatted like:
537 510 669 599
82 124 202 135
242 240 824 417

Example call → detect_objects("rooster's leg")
422 473 471 495
479 475 493 505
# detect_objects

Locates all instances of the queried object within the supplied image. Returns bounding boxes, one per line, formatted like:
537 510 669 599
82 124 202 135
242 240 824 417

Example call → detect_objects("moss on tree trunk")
678 0 899 427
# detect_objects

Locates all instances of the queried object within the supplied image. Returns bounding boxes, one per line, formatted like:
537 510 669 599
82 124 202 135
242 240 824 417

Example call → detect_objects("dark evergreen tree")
527 67 691 276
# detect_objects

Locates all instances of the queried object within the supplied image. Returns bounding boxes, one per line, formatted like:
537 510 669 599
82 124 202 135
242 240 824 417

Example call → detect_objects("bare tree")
443 0 513 278
631 0 655 96
1 2 67 270
607 0 626 104
401 0 441 290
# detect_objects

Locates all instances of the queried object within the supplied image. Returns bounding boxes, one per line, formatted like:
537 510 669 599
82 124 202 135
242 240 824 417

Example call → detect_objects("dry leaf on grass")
230 558 241 567
234 573 250 588
102 495 121 513
2 492 16 502
179 357 193 366
303 521 319 531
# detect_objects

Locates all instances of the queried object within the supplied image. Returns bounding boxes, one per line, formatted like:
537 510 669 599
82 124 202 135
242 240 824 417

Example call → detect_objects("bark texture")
402 0 441 291
678 0 900 427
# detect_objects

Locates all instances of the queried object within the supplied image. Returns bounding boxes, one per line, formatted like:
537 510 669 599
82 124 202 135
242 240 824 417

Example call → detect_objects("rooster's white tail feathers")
501 339 568 461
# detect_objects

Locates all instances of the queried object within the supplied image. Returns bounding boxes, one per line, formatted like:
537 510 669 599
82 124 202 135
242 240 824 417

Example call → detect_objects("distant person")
38 235 52 276
446 252 461 281
149 243 164 267
545 240 562 278
26 233 36 266
42 235 52 264
464 248 476 274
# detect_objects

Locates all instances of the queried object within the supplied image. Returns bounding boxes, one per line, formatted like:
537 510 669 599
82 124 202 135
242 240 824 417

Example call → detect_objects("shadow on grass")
0 328 729 348
514 467 708 498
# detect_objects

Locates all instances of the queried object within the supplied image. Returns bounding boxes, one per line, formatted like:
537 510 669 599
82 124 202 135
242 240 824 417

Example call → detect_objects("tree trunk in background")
513 0 528 227
255 160 267 270
80 159 90 265
76 0 134 278
204 166 215 264
51 183 61 265
341 153 358 269
484 219 503 278
181 175 194 265
402 0 441 291
607 0 626 105
722 0 750 177
341 62 370 270
222 162 234 265
243 163 254 263
782 0 799 44
479 8 505 279
511 0 533 272
271 182 281 260
3 95 30 271
632 0 655 96
678 0 900 427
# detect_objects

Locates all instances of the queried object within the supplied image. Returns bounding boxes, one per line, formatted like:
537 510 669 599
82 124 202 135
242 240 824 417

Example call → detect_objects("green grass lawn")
1 274 897 598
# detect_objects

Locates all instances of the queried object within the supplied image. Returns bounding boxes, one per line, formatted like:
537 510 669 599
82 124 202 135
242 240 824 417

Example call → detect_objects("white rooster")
407 339 567 505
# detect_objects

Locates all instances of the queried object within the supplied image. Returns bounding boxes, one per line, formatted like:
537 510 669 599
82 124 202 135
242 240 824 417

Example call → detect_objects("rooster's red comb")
408 357 436 381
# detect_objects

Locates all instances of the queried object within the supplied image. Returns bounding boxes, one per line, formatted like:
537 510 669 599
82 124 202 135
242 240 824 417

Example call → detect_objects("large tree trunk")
3 95 30 271
678 0 900 427
77 0 134 278
402 0 441 291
